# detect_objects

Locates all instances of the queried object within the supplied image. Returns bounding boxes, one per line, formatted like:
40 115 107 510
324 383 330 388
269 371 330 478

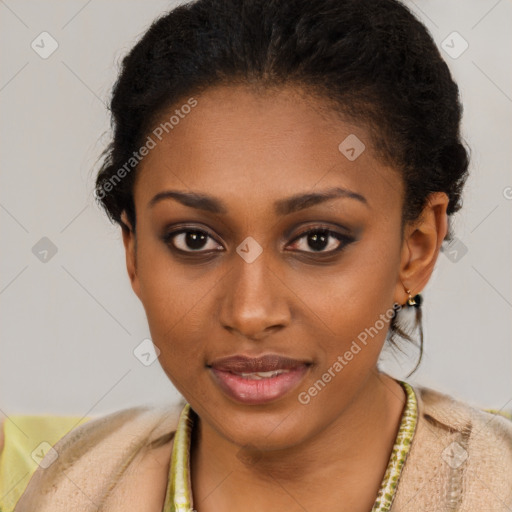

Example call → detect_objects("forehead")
134 84 403 215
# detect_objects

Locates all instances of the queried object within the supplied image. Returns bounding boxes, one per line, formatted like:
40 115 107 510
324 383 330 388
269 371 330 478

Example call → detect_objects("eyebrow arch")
275 187 368 215
148 186 368 215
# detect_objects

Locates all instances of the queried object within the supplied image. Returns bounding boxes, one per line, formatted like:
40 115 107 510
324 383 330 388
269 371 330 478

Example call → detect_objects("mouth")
207 354 311 405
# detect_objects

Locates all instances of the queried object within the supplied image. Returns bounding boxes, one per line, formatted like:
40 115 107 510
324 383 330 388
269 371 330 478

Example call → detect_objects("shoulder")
394 383 512 510
415 384 512 447
416 384 512 473
13 401 184 512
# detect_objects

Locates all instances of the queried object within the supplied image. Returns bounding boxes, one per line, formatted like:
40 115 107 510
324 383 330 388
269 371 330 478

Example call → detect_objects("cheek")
292 240 400 416
298 233 400 362
134 239 217 379
136 231 198 324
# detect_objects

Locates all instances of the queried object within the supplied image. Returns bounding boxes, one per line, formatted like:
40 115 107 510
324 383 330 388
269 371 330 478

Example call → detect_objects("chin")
210 398 314 451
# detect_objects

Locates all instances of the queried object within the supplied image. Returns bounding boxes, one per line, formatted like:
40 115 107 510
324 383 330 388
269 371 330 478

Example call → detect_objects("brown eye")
164 229 223 253
288 228 354 254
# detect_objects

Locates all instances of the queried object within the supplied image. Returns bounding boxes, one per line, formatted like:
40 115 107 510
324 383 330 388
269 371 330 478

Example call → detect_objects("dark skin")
120 84 448 511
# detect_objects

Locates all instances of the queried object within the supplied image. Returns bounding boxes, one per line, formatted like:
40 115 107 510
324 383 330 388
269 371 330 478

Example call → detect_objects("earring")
405 288 423 308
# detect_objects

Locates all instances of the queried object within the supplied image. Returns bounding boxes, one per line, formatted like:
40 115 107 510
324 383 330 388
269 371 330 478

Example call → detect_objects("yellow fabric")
484 408 512 421
0 415 91 512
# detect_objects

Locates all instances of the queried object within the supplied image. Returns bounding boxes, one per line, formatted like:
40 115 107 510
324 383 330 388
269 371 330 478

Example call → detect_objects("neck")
190 370 406 511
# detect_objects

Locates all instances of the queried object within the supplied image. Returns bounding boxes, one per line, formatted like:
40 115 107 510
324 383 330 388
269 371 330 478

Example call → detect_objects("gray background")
1 0 511 420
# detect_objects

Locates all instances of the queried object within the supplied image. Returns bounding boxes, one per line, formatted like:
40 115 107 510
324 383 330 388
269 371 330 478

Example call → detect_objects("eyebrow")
148 186 368 215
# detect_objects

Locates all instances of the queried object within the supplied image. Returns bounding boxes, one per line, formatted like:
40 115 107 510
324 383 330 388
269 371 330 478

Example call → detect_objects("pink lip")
209 364 310 405
209 353 309 373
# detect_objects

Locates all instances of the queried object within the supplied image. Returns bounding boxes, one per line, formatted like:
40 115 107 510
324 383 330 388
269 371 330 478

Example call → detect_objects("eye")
162 225 354 256
163 228 223 253
287 227 354 254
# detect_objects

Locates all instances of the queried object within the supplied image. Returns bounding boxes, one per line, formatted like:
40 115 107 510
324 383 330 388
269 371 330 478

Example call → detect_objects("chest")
102 441 174 512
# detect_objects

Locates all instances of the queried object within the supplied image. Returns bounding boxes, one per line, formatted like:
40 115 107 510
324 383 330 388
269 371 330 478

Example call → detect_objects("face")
121 84 445 451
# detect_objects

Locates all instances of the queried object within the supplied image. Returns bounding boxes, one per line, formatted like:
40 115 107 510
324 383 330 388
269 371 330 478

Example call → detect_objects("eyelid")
289 222 352 239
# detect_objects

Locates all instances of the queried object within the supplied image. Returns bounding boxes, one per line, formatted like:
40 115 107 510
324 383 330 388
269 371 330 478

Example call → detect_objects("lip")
209 353 310 373
208 353 311 405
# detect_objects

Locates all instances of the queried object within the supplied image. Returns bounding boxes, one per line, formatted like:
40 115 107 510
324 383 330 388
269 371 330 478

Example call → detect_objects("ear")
120 210 141 300
394 192 449 305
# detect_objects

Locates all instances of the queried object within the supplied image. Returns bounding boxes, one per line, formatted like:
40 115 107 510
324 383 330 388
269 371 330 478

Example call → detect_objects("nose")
219 251 291 341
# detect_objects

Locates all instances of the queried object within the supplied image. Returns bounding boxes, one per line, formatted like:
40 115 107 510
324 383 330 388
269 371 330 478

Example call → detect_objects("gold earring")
405 288 422 308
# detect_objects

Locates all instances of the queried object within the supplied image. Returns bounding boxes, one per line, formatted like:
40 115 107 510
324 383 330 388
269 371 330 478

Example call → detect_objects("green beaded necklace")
163 381 418 512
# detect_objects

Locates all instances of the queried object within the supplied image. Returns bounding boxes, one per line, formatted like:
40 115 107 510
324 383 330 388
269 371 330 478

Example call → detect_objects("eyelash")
162 225 355 257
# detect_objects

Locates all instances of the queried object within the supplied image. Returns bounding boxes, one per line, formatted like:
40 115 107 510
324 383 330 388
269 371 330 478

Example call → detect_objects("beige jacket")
14 385 512 511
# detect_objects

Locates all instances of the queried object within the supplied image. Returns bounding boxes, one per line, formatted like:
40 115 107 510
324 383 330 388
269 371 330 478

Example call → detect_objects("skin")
120 84 448 511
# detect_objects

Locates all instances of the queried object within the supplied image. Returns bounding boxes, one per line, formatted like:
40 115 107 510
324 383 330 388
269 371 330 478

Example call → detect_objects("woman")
5 0 512 510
